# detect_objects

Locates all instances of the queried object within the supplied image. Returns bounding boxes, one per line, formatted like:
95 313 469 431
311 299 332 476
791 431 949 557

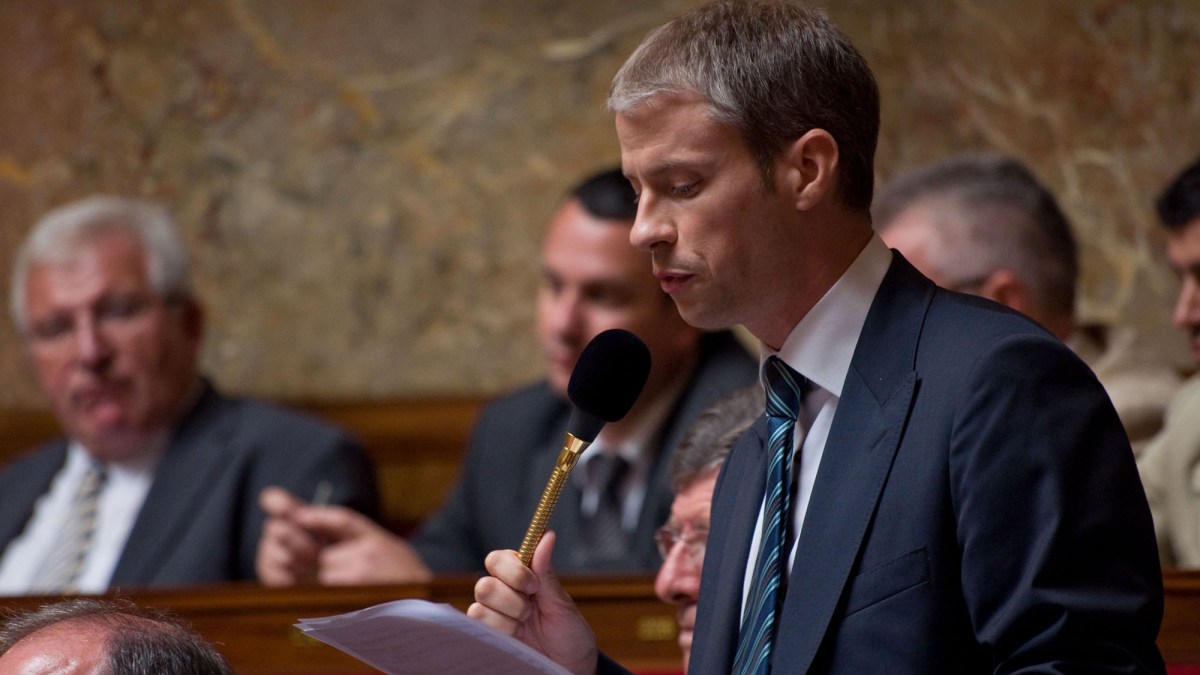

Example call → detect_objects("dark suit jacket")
412 330 758 574
0 382 378 590
680 256 1164 673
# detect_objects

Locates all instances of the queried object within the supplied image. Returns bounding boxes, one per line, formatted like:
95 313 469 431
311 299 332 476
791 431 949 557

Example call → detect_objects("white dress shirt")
742 235 893 611
575 368 689 531
0 441 162 595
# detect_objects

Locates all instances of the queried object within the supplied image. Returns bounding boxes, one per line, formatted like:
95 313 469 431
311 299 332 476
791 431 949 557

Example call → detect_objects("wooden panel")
0 571 1197 672
1163 569 1200 665
0 576 680 675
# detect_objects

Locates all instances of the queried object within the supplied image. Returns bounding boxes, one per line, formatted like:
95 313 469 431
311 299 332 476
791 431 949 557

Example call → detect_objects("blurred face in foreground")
20 231 202 461
654 468 718 672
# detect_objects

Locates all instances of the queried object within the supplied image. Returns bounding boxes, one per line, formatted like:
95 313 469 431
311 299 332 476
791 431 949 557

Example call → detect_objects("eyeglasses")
655 525 709 566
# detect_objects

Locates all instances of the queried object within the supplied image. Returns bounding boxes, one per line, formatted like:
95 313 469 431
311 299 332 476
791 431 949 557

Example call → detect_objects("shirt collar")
760 234 892 397
69 432 166 479
580 355 692 471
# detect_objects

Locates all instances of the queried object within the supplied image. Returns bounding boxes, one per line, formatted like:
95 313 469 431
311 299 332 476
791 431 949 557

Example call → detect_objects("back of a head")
10 195 192 333
105 616 235 675
671 384 764 492
608 0 880 211
1157 154 1200 231
873 152 1078 321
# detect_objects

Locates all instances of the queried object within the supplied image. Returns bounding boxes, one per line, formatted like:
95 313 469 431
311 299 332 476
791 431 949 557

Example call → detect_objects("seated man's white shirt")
742 235 892 612
0 441 161 595
576 368 689 531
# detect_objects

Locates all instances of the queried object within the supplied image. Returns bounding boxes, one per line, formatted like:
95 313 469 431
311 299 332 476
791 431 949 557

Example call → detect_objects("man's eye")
672 182 698 197
29 317 73 342
97 296 150 322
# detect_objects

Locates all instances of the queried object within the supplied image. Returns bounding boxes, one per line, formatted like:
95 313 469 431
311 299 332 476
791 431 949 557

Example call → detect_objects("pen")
311 480 333 506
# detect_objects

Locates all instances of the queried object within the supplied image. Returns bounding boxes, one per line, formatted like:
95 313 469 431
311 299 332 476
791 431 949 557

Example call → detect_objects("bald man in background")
874 152 1181 455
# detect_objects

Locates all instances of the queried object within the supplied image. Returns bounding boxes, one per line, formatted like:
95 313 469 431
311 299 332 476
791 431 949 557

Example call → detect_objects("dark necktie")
732 356 805 675
32 462 107 594
580 452 631 565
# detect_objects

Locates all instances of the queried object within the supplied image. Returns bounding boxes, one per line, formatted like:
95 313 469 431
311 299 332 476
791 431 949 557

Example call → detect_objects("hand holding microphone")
516 328 651 566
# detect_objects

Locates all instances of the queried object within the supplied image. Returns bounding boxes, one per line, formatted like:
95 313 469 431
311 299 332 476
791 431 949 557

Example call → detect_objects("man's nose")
74 315 113 367
630 194 674 253
655 544 702 605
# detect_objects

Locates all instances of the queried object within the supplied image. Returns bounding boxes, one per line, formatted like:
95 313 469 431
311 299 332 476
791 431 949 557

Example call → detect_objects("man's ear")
978 269 1031 314
779 129 839 211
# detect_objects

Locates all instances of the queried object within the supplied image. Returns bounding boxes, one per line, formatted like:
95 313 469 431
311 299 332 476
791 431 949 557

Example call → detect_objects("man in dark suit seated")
256 168 759 584
654 385 760 673
0 196 377 594
469 2 1164 673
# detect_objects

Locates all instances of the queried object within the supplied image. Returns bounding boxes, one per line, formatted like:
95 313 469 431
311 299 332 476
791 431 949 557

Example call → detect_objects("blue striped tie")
732 356 805 675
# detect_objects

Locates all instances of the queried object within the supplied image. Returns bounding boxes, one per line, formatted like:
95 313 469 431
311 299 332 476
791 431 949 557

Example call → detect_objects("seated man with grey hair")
874 152 1182 454
0 196 378 594
654 384 761 673
0 598 233 674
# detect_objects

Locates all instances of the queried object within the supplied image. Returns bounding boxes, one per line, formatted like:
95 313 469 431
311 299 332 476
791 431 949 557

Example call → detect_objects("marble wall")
1 0 1198 405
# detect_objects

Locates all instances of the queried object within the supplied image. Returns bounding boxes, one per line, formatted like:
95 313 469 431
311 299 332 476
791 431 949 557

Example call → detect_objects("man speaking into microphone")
256 167 758 582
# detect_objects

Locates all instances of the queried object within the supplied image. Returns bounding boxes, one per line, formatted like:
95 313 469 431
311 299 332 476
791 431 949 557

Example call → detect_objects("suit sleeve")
241 414 379 579
950 332 1164 673
409 410 495 573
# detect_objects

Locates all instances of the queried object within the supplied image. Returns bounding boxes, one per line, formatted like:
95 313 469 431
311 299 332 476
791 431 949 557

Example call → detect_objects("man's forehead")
0 621 109 674
1166 219 1200 263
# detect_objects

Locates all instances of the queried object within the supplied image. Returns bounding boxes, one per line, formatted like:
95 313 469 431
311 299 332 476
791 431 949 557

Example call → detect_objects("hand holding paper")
469 531 600 675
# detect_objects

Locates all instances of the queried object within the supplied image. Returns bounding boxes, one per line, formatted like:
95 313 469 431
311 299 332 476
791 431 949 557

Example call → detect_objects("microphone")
516 328 651 566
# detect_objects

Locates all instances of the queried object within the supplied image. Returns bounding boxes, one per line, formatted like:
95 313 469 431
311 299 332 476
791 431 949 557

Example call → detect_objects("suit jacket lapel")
0 442 68 549
689 255 931 673
689 419 768 673
773 367 916 671
110 385 235 584
773 255 930 672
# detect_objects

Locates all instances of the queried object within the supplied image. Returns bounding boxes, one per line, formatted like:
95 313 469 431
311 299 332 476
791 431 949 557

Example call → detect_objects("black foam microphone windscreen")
565 328 652 442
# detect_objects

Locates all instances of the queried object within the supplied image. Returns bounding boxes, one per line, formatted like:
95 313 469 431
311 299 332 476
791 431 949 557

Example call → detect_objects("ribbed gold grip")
517 466 570 566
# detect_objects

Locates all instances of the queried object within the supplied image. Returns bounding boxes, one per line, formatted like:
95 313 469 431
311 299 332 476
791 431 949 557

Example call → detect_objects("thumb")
528 531 572 611
259 486 304 516
293 504 376 543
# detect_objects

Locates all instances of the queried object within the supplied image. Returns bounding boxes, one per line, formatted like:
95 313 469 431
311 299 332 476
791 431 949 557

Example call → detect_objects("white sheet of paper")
296 598 571 675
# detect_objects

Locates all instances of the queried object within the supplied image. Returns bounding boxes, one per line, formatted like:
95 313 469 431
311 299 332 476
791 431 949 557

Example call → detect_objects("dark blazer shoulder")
469 382 569 457
0 439 70 550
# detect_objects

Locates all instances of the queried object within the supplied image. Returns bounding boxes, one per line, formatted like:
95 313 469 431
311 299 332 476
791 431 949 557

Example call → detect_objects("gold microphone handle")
517 434 590 567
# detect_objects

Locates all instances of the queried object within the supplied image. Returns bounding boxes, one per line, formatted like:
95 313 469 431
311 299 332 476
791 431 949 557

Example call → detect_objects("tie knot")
80 462 108 492
764 356 805 422
588 453 630 495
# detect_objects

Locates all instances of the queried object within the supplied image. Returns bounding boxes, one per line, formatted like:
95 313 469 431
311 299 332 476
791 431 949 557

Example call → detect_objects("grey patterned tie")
32 462 107 594
580 453 631 565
